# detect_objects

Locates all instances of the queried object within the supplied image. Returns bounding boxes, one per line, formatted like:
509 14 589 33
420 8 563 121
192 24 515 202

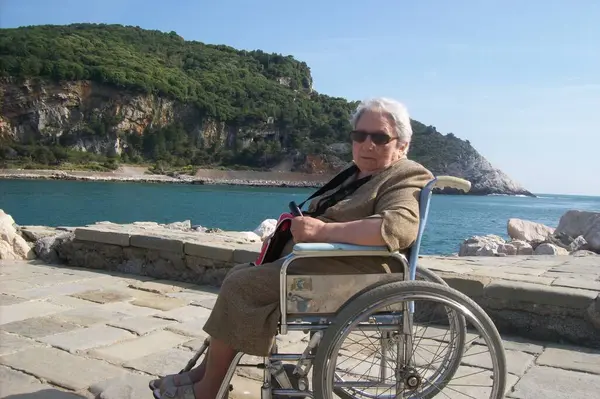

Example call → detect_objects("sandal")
148 373 192 392
154 384 197 399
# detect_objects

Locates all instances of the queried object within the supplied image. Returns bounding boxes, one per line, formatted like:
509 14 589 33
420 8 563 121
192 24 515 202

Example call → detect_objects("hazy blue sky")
1 0 599 195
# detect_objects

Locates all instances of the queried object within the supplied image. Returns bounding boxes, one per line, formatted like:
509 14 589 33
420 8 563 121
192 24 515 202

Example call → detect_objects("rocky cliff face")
0 78 533 196
0 78 244 154
433 148 533 196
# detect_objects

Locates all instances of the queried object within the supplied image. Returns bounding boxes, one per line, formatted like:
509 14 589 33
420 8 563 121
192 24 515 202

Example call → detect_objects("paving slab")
155 304 212 322
71 289 134 304
475 335 546 355
535 345 600 375
122 347 193 376
165 316 210 337
0 294 28 305
0 300 66 325
461 346 536 376
509 365 600 399
15 281 101 299
0 315 81 338
0 330 43 355
0 346 126 391
128 279 196 294
89 373 157 399
52 305 137 326
39 325 135 353
107 315 177 335
88 330 190 364
552 278 600 292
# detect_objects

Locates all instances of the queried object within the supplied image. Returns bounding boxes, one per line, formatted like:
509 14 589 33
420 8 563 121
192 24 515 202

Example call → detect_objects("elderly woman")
153 97 433 399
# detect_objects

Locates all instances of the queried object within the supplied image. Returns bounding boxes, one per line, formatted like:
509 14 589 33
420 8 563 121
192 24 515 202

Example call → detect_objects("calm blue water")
1 179 599 255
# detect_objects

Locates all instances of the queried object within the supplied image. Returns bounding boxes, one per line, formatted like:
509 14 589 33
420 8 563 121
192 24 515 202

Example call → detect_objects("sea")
1 179 599 255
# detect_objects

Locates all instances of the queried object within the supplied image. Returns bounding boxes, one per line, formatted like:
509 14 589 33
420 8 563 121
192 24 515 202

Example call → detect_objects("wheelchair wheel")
313 281 507 399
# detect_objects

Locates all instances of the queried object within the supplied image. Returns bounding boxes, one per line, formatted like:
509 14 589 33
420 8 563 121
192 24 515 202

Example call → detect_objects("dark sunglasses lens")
350 131 368 142
371 134 391 145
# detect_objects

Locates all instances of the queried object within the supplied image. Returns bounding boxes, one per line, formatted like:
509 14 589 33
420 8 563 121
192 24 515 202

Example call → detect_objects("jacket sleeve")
372 163 434 252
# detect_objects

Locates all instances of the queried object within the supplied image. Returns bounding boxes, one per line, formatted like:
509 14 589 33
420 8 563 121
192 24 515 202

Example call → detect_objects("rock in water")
0 209 35 260
555 210 600 253
534 243 569 255
507 218 555 242
459 235 506 256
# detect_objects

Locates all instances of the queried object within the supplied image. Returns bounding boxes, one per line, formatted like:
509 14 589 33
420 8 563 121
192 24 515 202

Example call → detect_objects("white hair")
350 97 413 151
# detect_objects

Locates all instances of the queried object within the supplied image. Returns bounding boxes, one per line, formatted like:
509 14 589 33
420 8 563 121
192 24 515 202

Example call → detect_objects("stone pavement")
2 260 600 399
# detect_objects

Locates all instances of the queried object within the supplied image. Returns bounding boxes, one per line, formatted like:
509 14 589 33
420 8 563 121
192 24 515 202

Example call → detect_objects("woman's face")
351 110 407 175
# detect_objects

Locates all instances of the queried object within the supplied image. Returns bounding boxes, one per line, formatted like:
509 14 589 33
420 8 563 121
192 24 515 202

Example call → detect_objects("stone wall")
51 223 261 286
20 223 600 349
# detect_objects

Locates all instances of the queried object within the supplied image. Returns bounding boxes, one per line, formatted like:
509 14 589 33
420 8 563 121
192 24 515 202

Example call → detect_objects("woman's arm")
315 218 386 246
291 216 386 246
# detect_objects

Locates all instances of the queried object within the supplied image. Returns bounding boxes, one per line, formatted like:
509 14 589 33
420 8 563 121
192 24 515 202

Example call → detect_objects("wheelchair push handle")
288 201 303 217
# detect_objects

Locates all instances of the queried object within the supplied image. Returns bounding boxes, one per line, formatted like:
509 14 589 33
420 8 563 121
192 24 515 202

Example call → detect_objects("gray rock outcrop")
0 210 35 260
459 210 600 257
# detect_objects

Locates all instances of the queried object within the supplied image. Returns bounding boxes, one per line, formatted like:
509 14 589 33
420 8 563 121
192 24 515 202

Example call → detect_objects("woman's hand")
290 216 326 243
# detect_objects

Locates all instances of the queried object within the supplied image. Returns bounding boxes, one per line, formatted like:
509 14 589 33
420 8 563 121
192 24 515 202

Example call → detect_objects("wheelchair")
176 176 508 398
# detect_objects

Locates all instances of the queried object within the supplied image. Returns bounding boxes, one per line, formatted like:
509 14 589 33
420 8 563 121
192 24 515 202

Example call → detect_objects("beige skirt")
202 241 399 356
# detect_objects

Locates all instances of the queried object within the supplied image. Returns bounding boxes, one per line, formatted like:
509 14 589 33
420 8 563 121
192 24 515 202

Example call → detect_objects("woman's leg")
190 338 238 398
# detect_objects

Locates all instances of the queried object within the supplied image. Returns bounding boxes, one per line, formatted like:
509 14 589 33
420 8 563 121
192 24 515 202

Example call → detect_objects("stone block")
0 365 43 397
130 234 183 253
0 300 66 325
184 242 234 261
233 248 260 264
511 365 600 399
16 281 99 300
0 347 126 391
89 373 155 399
75 228 130 246
128 279 194 294
39 325 135 353
536 345 600 375
108 316 176 335
461 346 535 376
71 289 134 304
0 331 42 355
122 347 194 376
52 305 137 326
552 278 600 292
1 316 80 338
155 305 212 322
130 294 189 311
0 294 26 305
88 330 189 363
484 280 598 308
474 335 545 355
469 269 555 285
47 295 99 308
438 274 489 297
165 317 209 337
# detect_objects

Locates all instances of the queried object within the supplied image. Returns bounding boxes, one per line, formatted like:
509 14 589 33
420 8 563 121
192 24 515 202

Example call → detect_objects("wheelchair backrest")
406 177 437 280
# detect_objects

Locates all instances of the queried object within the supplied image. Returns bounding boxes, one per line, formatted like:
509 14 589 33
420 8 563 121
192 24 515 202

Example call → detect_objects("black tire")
313 281 507 399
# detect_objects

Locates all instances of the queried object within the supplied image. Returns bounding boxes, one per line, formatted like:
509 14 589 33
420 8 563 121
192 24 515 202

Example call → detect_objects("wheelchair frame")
176 176 507 399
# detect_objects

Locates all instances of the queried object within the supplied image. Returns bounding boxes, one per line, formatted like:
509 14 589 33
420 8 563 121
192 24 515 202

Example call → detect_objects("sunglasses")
350 130 397 146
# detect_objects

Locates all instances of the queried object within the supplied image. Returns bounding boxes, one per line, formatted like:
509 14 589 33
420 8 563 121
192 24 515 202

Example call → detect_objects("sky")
1 0 599 196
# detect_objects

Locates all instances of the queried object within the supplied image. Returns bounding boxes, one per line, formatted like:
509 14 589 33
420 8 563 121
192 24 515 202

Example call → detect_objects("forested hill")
0 23 532 196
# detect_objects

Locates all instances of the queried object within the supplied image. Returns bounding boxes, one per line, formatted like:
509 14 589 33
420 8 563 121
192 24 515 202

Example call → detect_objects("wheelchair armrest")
292 242 390 255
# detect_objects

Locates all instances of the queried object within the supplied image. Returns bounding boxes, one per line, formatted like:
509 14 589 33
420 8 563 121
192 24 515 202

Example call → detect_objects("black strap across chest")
298 164 372 217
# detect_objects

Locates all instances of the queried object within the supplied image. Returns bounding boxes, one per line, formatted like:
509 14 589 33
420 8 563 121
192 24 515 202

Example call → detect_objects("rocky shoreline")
0 169 324 188
459 210 600 257
0 168 535 196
